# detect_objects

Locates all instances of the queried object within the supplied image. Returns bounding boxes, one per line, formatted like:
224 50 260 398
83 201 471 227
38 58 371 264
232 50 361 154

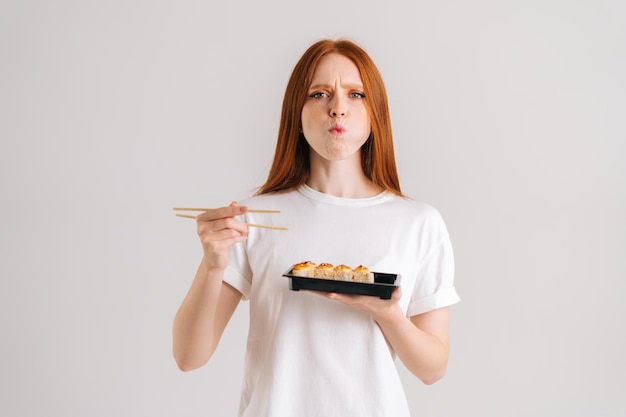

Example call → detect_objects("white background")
1 1 625 416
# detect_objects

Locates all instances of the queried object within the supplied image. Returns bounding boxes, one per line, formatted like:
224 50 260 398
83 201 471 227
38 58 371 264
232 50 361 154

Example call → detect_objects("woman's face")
301 53 371 162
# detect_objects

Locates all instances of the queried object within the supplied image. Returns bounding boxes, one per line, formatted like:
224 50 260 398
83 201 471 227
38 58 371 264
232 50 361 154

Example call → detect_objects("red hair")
257 39 402 195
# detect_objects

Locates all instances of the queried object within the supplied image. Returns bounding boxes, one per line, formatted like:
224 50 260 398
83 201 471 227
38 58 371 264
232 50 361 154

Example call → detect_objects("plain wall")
1 1 625 416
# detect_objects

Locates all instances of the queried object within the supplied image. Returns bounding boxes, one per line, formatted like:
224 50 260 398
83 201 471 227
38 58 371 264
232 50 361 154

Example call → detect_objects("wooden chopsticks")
173 207 287 231
173 207 280 214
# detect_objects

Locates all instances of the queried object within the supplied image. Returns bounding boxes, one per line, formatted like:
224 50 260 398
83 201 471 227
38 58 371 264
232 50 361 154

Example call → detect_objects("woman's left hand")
320 287 403 323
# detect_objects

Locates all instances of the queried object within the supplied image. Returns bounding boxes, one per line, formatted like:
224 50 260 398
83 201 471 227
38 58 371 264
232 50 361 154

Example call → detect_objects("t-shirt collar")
297 183 393 207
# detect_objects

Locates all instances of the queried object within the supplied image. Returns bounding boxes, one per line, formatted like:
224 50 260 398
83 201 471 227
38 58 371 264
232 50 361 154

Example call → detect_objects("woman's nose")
330 96 346 117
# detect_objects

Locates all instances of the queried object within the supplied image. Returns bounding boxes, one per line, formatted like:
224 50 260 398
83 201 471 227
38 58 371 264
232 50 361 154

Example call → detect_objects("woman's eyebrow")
308 83 365 91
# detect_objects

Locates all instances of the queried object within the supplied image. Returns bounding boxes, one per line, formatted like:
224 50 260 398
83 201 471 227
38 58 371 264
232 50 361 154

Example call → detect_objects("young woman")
173 38 460 416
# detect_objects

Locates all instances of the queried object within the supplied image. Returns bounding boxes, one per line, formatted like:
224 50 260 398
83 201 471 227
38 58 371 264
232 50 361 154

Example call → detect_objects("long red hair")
257 39 402 195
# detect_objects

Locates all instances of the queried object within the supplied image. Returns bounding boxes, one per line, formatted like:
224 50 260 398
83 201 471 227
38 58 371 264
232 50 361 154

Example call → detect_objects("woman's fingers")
322 287 403 318
197 202 247 218
197 216 248 237
195 203 250 248
194 203 249 270
196 203 248 232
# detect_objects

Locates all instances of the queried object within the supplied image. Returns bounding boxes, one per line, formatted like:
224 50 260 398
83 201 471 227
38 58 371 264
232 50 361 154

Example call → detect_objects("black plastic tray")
283 268 401 299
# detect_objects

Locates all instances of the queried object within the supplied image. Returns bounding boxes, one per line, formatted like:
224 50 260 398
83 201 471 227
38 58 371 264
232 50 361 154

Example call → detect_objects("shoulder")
385 195 450 240
387 195 445 221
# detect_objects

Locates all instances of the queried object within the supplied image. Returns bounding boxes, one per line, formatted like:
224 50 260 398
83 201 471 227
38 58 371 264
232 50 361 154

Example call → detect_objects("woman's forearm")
172 260 239 371
324 289 451 384
374 306 450 385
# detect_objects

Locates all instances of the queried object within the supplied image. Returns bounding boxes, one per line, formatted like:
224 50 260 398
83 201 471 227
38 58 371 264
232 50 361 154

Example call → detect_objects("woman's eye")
350 92 366 99
310 92 328 98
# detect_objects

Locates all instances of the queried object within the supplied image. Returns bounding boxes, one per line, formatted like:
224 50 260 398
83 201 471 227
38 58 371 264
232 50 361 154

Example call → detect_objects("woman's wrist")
373 303 406 328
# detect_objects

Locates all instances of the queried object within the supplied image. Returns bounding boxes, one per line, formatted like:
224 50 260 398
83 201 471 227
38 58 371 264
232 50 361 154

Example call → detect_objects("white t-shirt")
224 185 460 417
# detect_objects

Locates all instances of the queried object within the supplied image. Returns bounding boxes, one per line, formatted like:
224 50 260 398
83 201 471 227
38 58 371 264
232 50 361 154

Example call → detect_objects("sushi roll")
292 261 316 277
314 263 335 279
333 264 354 281
353 265 374 283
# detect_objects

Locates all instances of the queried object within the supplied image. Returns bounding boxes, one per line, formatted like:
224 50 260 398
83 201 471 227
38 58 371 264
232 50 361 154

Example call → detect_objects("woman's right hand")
174 202 247 371
196 202 249 271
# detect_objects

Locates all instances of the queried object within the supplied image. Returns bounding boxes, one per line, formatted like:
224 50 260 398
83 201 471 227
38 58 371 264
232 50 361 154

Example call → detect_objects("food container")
283 267 401 299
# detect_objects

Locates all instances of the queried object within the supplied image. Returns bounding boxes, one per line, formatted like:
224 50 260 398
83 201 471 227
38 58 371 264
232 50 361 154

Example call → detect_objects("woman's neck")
306 156 383 198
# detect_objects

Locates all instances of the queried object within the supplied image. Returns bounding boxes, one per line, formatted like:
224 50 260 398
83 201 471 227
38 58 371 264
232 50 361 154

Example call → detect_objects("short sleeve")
223 240 252 300
407 234 460 317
